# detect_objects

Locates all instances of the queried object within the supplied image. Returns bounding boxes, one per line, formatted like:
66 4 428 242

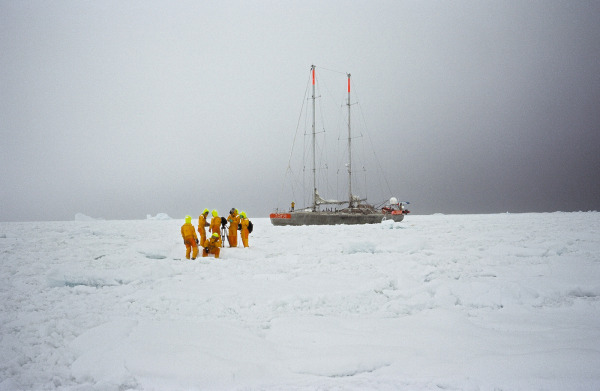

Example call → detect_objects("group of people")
180 208 251 260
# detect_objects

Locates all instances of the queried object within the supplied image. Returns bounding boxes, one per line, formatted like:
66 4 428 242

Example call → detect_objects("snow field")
1 212 599 390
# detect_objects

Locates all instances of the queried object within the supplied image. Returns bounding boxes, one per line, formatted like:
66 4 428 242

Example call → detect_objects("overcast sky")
1 1 599 221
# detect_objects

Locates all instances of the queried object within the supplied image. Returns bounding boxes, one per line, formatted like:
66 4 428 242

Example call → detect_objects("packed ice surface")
1 212 599 390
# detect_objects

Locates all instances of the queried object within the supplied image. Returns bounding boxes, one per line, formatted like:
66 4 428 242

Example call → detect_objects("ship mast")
311 65 317 212
347 73 354 208
309 66 355 211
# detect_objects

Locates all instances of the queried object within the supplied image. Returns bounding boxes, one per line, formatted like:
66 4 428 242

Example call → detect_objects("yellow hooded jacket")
210 216 221 236
181 222 198 244
204 235 222 250
198 213 208 238
240 217 249 232
228 213 240 231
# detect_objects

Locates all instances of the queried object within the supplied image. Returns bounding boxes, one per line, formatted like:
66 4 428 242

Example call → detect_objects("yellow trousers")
228 227 238 247
184 239 198 259
202 247 220 258
241 230 249 247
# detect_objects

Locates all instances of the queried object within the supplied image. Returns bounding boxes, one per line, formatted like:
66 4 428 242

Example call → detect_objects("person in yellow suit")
239 211 250 248
198 209 209 245
227 208 240 247
181 215 199 260
209 209 221 239
202 232 222 258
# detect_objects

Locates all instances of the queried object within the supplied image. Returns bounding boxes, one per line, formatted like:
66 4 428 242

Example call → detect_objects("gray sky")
1 0 599 221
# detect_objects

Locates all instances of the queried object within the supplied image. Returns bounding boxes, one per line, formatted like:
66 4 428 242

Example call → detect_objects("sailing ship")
270 65 409 226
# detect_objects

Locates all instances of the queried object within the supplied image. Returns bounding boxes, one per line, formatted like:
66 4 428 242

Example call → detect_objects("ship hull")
270 211 404 226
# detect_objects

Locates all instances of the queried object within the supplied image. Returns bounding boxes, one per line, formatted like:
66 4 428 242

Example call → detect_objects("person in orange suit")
239 211 250 248
181 215 199 260
209 209 221 239
227 208 240 247
198 209 209 245
202 232 222 258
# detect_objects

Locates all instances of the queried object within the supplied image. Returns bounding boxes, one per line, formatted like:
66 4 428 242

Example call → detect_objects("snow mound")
380 219 404 229
74 213 104 221
146 213 171 220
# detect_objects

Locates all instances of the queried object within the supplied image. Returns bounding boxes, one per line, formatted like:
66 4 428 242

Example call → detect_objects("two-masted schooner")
270 65 409 226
